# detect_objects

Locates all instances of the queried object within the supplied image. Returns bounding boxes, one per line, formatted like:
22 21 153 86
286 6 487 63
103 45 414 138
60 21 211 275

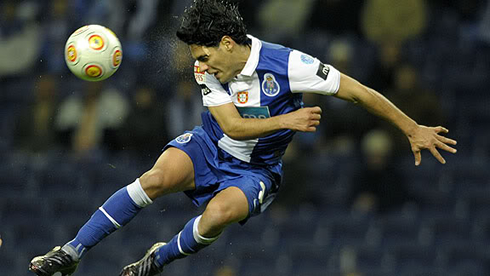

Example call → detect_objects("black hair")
176 0 249 47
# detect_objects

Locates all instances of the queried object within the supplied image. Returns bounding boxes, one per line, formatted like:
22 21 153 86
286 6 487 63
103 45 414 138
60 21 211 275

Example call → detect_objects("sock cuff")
127 179 153 207
62 243 82 262
192 215 220 245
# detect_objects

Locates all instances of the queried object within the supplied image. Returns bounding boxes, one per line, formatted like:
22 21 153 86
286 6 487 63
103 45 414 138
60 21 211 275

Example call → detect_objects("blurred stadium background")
1 0 490 275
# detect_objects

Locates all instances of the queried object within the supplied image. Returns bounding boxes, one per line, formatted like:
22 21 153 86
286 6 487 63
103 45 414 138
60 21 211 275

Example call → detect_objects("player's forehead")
189 45 213 60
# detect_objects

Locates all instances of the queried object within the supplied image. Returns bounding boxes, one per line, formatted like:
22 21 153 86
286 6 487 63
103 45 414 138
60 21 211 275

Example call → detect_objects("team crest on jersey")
237 91 248 104
262 73 280 97
301 54 314 64
176 133 193 144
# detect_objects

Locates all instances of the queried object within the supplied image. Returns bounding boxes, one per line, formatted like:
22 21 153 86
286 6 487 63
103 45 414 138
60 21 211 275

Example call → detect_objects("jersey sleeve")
288 50 341 95
194 61 232 107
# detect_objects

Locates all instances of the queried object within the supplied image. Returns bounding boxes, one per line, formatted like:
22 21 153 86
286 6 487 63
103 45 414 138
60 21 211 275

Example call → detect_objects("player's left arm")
334 73 457 166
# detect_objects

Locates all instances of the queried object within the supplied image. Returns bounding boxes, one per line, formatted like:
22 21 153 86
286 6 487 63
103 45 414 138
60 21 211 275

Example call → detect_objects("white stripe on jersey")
218 134 259 163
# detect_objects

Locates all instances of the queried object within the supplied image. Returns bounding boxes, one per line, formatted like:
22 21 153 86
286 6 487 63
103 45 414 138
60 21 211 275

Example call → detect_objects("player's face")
190 43 240 84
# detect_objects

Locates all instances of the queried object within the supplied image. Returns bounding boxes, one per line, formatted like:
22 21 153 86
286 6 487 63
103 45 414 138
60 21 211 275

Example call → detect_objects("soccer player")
29 0 458 275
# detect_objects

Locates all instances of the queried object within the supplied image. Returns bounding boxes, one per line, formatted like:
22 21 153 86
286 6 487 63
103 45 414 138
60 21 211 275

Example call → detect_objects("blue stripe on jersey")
202 39 304 166
202 111 224 142
250 41 303 165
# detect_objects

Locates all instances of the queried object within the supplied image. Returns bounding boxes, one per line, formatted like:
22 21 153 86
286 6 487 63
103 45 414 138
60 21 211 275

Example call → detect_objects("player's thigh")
140 147 195 199
199 187 249 236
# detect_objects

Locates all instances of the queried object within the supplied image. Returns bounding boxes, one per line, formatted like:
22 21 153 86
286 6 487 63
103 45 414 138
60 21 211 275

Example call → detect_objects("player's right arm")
208 103 321 140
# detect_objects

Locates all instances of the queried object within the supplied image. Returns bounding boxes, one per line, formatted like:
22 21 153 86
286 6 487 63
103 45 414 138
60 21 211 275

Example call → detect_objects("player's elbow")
344 83 375 106
222 126 246 140
336 74 370 104
220 120 251 140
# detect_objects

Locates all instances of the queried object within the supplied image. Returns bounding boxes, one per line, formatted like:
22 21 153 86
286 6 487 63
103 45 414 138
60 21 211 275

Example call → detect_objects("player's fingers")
436 141 457 154
306 126 317 132
413 149 421 166
436 135 457 146
429 146 446 164
310 106 322 114
311 113 321 120
310 120 320 127
435 126 449 134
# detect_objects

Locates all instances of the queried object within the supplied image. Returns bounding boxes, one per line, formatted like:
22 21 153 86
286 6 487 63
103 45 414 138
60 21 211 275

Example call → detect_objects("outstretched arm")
334 73 457 166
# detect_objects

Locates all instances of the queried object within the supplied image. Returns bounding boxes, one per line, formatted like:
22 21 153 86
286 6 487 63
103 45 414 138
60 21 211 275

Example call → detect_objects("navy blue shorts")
164 126 282 219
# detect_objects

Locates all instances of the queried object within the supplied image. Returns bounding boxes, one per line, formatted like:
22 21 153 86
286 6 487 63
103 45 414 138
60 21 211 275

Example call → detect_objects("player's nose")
199 62 209 72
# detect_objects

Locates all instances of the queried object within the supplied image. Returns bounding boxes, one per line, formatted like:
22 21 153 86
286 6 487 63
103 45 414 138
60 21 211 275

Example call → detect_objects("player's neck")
234 43 251 73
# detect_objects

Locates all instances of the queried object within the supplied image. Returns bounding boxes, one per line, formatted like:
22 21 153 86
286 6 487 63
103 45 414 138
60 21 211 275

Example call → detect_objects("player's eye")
198 55 209 62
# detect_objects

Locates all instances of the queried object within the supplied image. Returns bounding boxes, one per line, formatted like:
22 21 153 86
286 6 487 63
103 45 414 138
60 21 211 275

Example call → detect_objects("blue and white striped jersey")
194 35 341 166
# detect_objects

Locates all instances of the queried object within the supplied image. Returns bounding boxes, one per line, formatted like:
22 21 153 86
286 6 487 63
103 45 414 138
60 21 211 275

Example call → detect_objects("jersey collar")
238 35 262 77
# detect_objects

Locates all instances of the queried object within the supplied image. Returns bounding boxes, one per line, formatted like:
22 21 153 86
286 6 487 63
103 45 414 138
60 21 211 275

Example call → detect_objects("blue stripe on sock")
154 216 211 267
101 186 141 225
67 187 142 259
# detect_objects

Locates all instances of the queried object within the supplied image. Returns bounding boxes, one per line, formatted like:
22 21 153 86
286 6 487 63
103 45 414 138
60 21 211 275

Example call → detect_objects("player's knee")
139 168 168 199
205 200 245 228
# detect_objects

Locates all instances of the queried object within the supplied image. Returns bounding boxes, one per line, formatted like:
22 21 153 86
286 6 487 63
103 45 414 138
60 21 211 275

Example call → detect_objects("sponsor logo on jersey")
316 62 330 80
261 73 280 97
199 84 212 96
237 106 271 119
194 65 205 83
88 34 105 51
237 91 248 104
301 54 314 64
176 133 193 144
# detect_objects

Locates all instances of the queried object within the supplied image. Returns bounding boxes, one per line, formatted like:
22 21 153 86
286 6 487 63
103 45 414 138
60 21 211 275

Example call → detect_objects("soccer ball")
64 24 122 81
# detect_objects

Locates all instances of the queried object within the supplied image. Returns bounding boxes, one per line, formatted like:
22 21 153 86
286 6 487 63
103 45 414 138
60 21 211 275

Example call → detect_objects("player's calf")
120 214 221 275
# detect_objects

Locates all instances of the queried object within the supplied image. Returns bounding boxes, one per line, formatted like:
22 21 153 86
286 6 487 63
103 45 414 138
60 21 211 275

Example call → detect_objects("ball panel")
111 48 122 68
72 25 90 36
84 63 103 78
65 43 80 65
88 34 106 51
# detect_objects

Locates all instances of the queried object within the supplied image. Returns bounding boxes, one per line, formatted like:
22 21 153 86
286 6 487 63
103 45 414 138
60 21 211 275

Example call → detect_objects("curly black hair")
176 0 249 47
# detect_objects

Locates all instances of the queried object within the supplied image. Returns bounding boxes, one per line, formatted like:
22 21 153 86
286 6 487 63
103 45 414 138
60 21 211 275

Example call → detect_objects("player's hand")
282 106 322 132
407 125 457 166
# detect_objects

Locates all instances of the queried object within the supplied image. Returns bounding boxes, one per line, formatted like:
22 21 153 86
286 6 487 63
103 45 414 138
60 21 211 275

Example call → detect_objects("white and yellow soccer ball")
64 24 122 81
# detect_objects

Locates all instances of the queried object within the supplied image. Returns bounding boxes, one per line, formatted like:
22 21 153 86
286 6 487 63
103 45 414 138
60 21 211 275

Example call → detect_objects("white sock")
126 178 153 207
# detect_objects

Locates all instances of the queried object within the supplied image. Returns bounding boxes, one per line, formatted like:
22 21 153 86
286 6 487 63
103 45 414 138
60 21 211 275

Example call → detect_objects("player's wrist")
402 120 420 138
276 114 290 130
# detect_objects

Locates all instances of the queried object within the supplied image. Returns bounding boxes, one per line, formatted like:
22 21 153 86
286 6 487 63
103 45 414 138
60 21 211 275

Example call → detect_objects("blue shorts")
164 126 282 220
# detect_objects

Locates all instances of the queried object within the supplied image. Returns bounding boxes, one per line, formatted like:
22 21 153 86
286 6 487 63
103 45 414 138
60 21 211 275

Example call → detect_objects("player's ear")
220 36 234 51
